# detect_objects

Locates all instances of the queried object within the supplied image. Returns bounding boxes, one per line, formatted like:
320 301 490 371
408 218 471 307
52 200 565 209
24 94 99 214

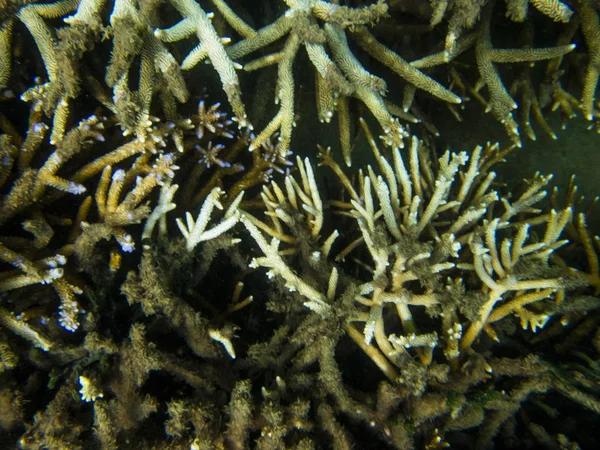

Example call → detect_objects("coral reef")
0 0 600 449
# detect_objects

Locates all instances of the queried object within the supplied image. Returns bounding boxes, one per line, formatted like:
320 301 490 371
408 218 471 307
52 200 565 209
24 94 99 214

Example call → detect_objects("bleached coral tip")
112 169 126 181
32 123 48 133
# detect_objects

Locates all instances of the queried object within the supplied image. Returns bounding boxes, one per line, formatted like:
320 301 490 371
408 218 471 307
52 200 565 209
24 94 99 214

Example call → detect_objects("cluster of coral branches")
0 0 600 449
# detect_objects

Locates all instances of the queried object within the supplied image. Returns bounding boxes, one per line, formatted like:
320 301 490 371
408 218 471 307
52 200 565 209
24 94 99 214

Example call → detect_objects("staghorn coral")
213 0 464 160
0 1 599 449
237 123 600 447
579 0 600 121
241 120 595 374
0 0 598 155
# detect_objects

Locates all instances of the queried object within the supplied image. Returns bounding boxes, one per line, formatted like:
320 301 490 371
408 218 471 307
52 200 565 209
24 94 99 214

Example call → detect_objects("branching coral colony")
0 0 600 449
